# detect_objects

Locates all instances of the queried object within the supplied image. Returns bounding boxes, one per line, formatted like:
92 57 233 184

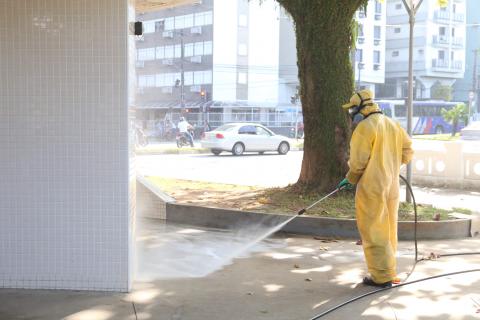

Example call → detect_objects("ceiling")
136 0 202 12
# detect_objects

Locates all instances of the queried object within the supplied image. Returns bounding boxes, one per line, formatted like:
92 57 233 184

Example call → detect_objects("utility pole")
401 0 423 203
180 30 185 113
472 49 479 118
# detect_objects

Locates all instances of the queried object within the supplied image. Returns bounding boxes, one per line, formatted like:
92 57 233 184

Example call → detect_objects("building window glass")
358 24 364 37
394 27 401 33
194 11 213 27
174 45 182 58
356 49 363 62
143 20 155 33
146 75 155 87
194 42 204 56
374 26 381 39
175 15 185 29
392 51 399 57
165 17 174 30
138 75 147 87
184 72 194 86
164 46 174 59
204 41 213 55
438 50 445 60
185 14 194 28
155 74 164 87
185 43 194 57
375 1 382 14
395 3 402 9
374 50 381 64
156 47 165 59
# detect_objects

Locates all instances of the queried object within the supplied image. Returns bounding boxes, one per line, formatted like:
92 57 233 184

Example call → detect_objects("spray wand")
297 186 345 216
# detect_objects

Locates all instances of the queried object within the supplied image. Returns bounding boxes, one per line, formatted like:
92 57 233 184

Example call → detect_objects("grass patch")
146 177 467 221
413 133 460 141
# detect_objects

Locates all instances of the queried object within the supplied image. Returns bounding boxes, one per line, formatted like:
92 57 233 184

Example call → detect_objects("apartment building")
381 0 466 99
453 0 480 114
354 0 387 95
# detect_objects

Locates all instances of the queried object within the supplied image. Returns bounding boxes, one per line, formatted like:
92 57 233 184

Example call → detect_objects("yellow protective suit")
346 103 414 284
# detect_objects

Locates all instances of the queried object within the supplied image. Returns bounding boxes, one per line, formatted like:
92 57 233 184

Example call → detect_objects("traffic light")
200 90 208 102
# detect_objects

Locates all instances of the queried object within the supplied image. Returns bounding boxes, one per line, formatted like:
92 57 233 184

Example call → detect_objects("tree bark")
278 0 367 191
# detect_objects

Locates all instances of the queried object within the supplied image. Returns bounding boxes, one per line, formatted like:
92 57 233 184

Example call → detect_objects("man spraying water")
337 89 414 288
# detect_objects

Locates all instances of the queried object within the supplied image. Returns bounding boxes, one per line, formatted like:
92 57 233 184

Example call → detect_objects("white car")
201 123 290 156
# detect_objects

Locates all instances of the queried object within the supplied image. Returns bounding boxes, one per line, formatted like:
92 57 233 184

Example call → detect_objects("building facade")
354 0 387 95
452 0 480 115
381 0 466 99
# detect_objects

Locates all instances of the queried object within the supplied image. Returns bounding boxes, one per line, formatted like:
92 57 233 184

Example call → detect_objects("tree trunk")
278 0 367 191
452 120 458 136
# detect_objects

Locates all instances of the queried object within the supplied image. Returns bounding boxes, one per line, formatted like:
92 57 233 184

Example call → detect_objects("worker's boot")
362 276 392 288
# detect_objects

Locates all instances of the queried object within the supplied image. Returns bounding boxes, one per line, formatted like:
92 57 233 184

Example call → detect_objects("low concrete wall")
412 141 480 189
136 176 175 219
166 203 472 240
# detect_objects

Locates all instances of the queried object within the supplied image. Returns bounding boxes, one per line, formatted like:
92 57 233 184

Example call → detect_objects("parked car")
201 123 290 156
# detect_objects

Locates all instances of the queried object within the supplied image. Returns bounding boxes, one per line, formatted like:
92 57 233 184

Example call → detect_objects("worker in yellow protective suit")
338 89 414 288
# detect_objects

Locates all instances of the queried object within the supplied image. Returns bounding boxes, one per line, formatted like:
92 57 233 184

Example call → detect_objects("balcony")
434 10 450 22
433 35 449 45
453 12 465 22
452 37 463 47
431 59 463 72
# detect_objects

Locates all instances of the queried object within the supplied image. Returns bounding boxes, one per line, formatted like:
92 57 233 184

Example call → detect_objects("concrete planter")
166 203 472 240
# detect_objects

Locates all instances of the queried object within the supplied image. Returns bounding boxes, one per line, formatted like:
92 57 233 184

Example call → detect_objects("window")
155 74 164 87
184 14 194 28
256 126 272 136
238 44 248 56
356 49 363 62
194 42 204 56
375 1 382 14
392 51 399 57
193 70 212 85
451 51 454 61
164 73 175 86
418 49 424 55
137 48 147 61
184 71 194 86
204 41 213 55
438 50 445 60
239 125 256 135
395 3 402 9
146 75 155 87
138 75 147 87
194 11 213 27
394 27 401 33
173 45 181 58
358 24 364 37
238 72 247 84
175 15 185 29
239 14 248 27
156 46 164 59
374 50 381 64
185 43 194 57
451 28 455 37
164 17 174 30
439 26 446 36
155 20 164 32
165 45 174 59
374 26 381 39
394 104 406 117
143 20 155 33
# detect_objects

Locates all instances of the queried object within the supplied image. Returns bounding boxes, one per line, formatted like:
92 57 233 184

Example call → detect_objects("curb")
166 203 472 240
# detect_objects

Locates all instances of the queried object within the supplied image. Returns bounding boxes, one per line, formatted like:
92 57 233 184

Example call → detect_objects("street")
137 150 303 188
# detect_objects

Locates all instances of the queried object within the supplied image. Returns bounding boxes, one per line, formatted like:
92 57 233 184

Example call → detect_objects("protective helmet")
342 89 375 120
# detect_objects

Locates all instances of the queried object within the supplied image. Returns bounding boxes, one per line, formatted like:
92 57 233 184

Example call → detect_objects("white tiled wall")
0 0 133 291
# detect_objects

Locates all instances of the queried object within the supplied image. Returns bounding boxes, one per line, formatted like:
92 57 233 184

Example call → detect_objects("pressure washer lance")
297 186 345 216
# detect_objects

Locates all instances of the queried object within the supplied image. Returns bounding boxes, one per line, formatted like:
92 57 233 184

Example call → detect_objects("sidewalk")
401 185 480 213
1 219 479 320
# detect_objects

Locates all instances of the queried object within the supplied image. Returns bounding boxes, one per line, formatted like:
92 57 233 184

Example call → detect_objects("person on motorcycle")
177 117 194 147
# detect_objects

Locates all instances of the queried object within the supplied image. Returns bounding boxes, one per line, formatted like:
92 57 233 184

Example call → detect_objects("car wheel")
435 125 444 134
232 142 245 156
278 141 290 155
212 149 221 155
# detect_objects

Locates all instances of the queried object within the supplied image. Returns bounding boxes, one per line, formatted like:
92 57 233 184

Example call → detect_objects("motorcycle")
176 132 193 148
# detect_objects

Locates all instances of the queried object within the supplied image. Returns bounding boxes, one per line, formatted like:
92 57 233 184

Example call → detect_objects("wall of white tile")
0 0 133 291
